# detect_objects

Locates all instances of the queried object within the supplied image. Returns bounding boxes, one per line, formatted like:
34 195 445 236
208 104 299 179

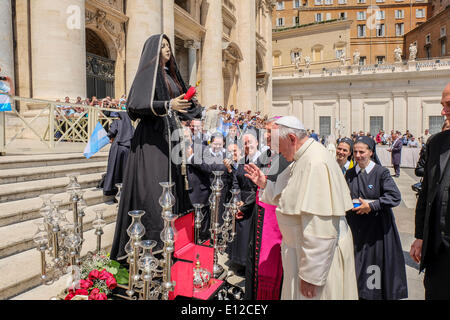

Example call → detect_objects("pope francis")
244 116 358 300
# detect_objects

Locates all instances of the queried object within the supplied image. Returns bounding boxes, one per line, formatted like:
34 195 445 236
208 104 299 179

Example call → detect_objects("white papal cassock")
261 138 358 300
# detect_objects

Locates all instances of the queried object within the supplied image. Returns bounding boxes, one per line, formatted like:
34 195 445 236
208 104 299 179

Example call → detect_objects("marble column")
30 0 86 100
263 5 273 117
236 0 257 111
184 40 201 87
201 0 224 107
0 0 15 87
162 0 175 49
125 0 162 92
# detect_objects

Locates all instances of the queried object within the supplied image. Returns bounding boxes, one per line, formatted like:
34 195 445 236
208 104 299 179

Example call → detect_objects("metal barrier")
0 95 125 153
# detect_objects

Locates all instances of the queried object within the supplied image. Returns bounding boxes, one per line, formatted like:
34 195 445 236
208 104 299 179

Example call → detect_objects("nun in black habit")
345 136 408 300
102 111 134 196
110 34 202 261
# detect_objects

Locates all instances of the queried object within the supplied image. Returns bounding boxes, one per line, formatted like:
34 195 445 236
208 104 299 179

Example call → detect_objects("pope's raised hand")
244 163 267 189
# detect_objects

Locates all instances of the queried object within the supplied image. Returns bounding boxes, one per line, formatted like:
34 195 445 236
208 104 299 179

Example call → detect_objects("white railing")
0 95 126 154
273 57 450 79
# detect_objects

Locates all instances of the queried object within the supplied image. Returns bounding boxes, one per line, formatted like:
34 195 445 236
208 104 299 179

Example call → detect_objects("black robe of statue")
244 151 291 300
103 112 134 196
110 34 202 260
345 163 408 300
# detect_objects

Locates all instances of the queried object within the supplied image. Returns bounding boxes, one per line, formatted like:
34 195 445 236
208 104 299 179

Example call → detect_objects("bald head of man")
441 83 450 121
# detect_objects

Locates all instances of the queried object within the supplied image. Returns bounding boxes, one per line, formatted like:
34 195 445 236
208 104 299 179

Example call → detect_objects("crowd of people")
53 95 128 119
100 34 450 301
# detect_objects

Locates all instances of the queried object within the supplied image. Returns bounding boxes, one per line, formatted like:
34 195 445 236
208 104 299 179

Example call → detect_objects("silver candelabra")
33 174 105 286
204 171 239 278
117 182 178 300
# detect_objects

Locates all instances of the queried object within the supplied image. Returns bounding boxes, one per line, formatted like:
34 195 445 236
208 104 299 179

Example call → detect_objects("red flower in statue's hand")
74 289 89 296
106 276 117 290
88 269 100 281
79 279 93 290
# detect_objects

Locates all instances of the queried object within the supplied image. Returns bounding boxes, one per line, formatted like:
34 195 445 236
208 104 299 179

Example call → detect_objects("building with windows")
273 19 352 74
404 2 449 59
272 59 450 138
3 0 274 115
273 0 431 65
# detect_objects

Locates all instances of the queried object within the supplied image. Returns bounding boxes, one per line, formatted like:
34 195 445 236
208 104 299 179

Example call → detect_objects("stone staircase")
0 152 118 300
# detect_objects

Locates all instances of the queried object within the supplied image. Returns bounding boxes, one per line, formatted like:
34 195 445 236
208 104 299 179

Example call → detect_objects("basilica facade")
2 0 274 114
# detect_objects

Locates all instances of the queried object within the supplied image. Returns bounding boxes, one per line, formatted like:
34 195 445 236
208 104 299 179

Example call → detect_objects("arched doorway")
85 28 116 99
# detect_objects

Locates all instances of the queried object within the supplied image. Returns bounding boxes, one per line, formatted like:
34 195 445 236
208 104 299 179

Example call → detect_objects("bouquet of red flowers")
65 269 117 300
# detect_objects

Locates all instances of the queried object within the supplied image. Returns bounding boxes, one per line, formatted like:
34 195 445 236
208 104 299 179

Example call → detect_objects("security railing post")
49 103 55 149
0 108 5 155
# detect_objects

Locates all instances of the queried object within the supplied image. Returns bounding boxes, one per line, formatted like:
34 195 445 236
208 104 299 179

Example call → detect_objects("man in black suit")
388 131 403 177
187 132 233 240
410 83 450 299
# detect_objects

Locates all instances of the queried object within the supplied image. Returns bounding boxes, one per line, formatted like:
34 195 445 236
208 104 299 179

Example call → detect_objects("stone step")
0 222 116 300
12 273 74 300
0 172 104 203
0 152 108 170
0 202 118 260
0 161 107 184
0 187 110 228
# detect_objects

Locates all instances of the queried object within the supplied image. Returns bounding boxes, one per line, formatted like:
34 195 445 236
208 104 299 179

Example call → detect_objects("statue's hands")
170 94 191 114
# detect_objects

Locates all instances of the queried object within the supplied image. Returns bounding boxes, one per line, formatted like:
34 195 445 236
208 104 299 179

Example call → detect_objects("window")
340 12 347 19
429 116 444 134
293 0 301 8
358 24 366 37
425 46 431 59
395 23 404 36
336 49 345 59
312 47 323 61
440 26 447 38
376 0 384 2
359 56 366 65
273 54 282 66
325 0 333 4
370 117 383 137
315 0 323 4
416 8 425 18
293 16 300 26
395 10 404 19
291 50 302 64
276 1 285 10
315 13 323 22
376 10 385 20
357 11 366 20
426 34 431 44
338 0 347 3
357 0 366 3
376 56 385 64
441 39 446 56
376 24 385 37
326 12 332 20
276 17 285 27
319 117 331 137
